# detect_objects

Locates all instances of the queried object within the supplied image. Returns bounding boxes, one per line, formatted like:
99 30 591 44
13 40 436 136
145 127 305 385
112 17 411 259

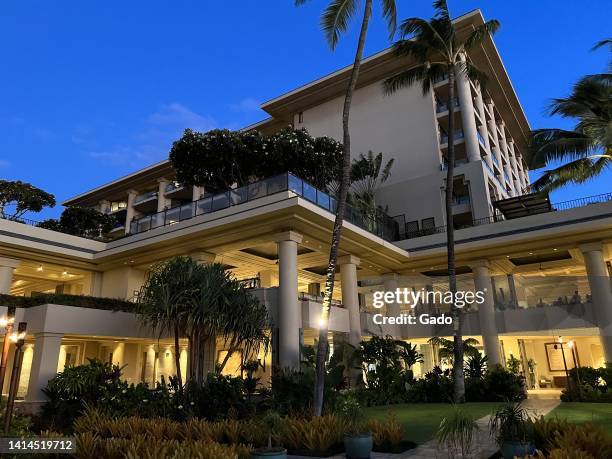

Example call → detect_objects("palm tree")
296 0 398 416
529 74 611 192
136 256 201 388
350 151 395 230
383 1 499 402
428 336 480 365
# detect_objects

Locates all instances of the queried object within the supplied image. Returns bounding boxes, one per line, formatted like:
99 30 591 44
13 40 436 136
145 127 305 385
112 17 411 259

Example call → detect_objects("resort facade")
1 10 610 408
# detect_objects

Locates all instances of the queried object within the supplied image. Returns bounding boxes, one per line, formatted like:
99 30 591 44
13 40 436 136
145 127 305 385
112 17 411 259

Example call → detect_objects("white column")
471 261 502 366
25 333 64 404
157 178 169 212
0 257 19 294
275 231 303 368
89 272 103 297
473 85 492 160
125 190 138 234
455 58 480 163
508 141 522 194
383 274 402 338
189 251 217 373
192 185 204 202
339 255 361 347
98 200 110 214
580 243 612 361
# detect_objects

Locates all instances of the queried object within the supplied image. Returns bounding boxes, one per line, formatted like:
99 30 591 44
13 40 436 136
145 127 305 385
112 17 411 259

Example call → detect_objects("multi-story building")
1 10 611 409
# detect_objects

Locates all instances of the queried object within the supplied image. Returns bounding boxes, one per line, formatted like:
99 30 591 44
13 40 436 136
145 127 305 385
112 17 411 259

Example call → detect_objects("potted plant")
250 411 287 459
339 395 373 459
489 403 536 459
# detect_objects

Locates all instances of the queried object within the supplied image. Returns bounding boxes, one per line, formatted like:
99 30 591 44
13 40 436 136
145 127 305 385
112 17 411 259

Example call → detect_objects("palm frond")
461 61 489 91
531 156 610 192
380 0 397 40
321 0 360 49
432 0 450 22
464 19 501 50
398 17 449 55
383 64 430 95
295 0 310 5
529 128 599 166
592 38 612 51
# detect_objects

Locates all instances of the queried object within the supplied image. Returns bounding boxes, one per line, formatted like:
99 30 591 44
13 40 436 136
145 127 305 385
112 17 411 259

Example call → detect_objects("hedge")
0 293 136 312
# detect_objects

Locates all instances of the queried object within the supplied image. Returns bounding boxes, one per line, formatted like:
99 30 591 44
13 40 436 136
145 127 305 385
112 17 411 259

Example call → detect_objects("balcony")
452 195 471 206
439 130 464 145
436 98 459 114
129 173 401 242
133 190 159 213
134 190 158 205
477 131 486 147
440 158 468 170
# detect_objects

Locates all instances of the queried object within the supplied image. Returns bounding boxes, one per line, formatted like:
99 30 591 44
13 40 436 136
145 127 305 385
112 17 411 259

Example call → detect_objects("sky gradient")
0 0 610 220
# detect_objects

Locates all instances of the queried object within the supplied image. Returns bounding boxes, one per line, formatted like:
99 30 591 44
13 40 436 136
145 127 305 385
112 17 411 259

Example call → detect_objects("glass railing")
134 190 158 204
440 158 468 170
165 182 184 193
477 131 486 146
452 196 471 205
298 292 344 308
440 130 464 145
436 98 459 113
129 173 401 242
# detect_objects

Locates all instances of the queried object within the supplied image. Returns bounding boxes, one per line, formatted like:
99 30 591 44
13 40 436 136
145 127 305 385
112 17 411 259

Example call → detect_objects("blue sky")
0 0 610 220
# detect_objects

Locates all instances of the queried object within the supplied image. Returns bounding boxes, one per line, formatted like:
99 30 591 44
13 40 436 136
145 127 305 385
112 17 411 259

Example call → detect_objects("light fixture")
557 336 563 344
529 252 533 255
553 248 558 251
567 340 574 349
62 270 68 276
37 265 43 272
317 317 327 328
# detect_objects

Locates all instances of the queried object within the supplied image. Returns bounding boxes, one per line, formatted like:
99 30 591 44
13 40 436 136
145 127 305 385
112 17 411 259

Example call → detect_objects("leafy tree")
296 0 398 418
529 73 611 192
384 0 499 403
137 258 269 386
169 129 263 192
263 127 343 189
465 354 488 379
428 336 480 366
0 179 55 220
38 207 117 238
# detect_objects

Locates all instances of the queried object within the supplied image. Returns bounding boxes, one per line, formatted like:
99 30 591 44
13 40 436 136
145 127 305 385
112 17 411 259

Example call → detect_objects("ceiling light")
529 252 533 255
62 270 68 276
37 265 43 272
553 248 558 251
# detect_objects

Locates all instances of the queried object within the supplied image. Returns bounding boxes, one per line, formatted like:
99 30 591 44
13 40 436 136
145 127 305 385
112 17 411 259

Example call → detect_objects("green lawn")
364 403 504 444
545 403 612 432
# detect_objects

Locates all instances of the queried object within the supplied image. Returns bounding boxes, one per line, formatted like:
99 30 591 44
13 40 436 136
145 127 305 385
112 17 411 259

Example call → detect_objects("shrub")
561 384 612 402
532 416 572 454
481 365 527 402
0 293 135 312
368 413 405 452
404 367 453 403
435 407 479 458
545 422 612 459
489 403 535 447
283 415 345 455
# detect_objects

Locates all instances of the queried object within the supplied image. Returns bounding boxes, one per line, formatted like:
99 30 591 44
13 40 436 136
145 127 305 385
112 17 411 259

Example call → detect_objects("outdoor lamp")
0 306 16 399
4 322 27 433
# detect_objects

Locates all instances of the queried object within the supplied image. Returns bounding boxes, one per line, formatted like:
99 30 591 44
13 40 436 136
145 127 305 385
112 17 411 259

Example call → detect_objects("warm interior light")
62 270 68 275
37 265 43 272
317 317 327 328
557 336 563 343
0 318 7 328
567 340 574 348
9 332 18 343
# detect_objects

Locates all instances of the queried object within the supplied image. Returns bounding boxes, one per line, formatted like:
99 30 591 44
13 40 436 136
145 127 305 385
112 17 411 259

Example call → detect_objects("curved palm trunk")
312 0 373 417
447 68 465 403
174 324 183 389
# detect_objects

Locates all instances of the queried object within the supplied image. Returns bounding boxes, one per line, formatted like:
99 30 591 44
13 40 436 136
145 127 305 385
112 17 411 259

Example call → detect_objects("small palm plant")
436 406 479 458
253 411 285 457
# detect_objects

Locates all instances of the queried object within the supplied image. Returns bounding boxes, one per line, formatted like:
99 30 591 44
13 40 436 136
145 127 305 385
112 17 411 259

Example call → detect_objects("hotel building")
1 10 610 408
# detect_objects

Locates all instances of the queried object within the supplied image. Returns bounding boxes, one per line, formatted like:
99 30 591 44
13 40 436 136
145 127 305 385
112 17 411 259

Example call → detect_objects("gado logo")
371 288 487 326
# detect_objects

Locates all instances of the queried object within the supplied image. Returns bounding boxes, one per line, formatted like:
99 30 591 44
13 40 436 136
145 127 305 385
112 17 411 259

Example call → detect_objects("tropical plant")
296 0 398 416
256 411 285 453
137 258 269 386
506 355 522 375
0 179 55 220
435 406 479 458
529 73 611 192
38 206 118 239
349 151 394 229
383 0 500 403
428 336 480 365
337 394 366 435
489 403 535 447
464 354 488 379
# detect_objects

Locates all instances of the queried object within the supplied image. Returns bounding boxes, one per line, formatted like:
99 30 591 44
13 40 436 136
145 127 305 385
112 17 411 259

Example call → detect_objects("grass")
364 403 504 444
545 402 612 432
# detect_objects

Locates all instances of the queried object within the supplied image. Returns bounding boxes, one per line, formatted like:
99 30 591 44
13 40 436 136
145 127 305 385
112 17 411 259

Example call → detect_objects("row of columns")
453 66 529 196
99 181 205 235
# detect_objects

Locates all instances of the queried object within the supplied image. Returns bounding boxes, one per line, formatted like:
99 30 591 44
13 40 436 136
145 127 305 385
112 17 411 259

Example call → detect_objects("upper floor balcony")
435 98 459 114
128 173 401 242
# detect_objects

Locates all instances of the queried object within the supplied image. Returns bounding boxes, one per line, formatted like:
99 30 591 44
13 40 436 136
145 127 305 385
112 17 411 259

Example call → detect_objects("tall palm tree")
383 0 499 402
296 0 397 416
529 73 611 192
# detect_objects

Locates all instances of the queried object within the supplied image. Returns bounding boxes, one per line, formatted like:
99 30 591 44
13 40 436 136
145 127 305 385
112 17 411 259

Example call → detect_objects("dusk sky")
1 0 610 220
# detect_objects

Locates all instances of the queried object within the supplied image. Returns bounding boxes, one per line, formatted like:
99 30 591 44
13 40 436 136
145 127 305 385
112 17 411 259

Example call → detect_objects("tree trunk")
312 0 373 417
217 344 237 374
174 324 183 389
447 68 465 403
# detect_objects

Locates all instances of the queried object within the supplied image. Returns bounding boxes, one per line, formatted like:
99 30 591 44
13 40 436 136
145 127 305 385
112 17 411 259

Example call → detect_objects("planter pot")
250 447 287 459
500 441 536 459
344 433 373 459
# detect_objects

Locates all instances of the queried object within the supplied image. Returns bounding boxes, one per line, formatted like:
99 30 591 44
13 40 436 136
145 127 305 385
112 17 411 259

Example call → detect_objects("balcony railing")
165 182 184 193
399 191 612 240
298 292 344 308
436 98 459 113
134 190 158 204
129 173 401 242
452 196 471 206
440 158 468 170
440 130 464 145
477 131 486 146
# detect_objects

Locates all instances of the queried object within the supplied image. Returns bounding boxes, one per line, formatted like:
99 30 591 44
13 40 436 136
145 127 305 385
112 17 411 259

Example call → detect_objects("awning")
492 193 552 220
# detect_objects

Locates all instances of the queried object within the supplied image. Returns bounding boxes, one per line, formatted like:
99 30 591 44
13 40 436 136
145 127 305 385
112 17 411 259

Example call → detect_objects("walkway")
288 399 560 459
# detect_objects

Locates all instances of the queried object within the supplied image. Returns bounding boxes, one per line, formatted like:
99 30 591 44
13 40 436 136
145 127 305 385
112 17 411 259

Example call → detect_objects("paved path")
288 399 560 459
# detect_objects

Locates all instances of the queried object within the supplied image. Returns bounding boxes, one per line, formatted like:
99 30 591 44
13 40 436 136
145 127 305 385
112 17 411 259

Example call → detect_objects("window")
298 111 304 123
